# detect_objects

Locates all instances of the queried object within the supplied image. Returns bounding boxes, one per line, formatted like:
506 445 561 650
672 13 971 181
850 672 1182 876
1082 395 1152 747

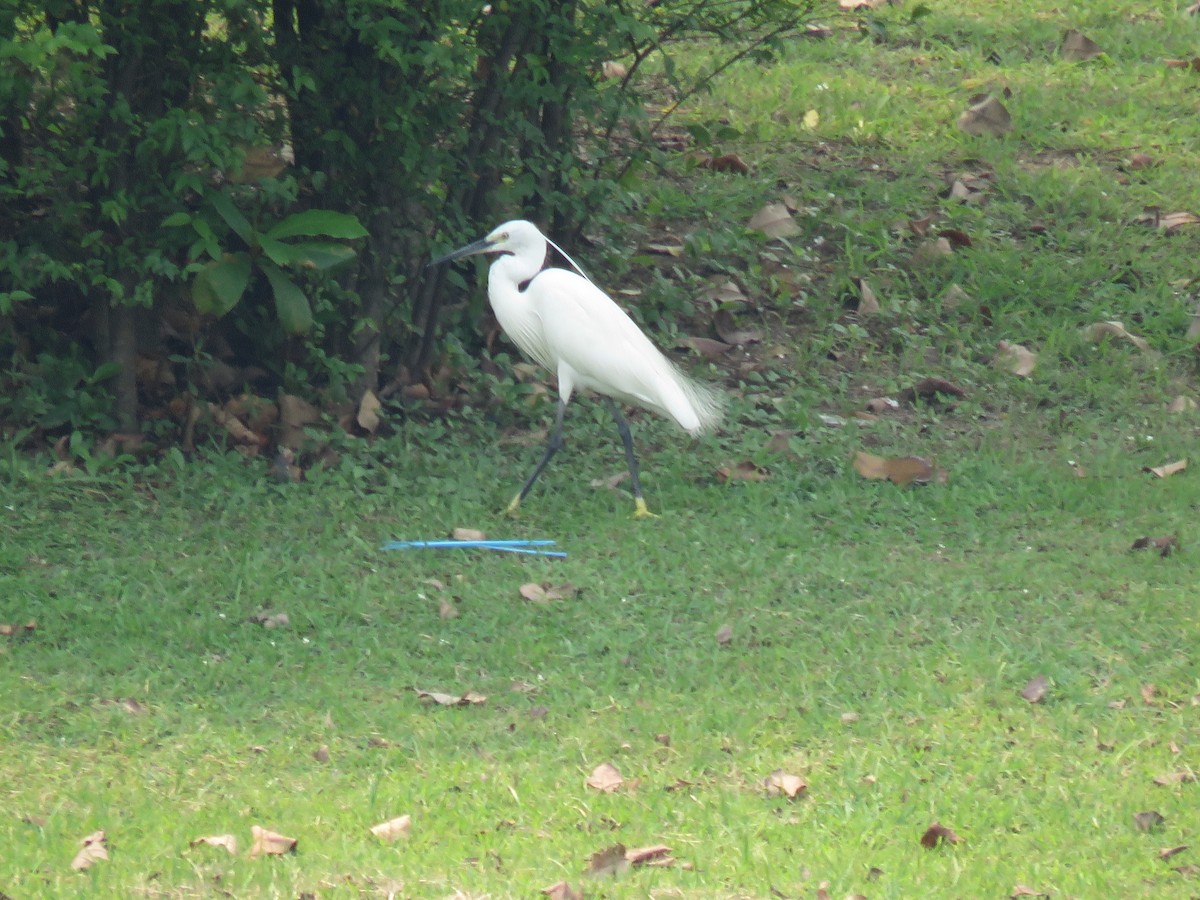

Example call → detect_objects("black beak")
427 236 493 268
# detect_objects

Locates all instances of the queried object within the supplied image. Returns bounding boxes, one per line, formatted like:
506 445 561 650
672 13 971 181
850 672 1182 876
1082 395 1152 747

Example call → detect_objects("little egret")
429 219 724 517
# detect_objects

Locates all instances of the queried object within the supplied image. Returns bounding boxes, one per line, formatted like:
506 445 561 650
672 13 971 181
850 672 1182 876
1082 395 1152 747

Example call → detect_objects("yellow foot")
505 495 523 517
633 497 659 519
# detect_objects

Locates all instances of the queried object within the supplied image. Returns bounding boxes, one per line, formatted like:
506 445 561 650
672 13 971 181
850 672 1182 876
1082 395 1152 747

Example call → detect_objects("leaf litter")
586 762 625 793
71 830 108 870
249 825 297 857
920 821 961 848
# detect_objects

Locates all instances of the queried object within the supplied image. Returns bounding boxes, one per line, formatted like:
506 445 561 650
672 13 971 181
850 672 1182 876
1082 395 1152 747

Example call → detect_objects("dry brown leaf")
249 825 297 858
356 389 381 434
841 711 860 723
698 153 751 175
699 279 750 306
415 688 486 706
1128 152 1155 170
0 620 37 638
764 769 807 799
1134 207 1200 233
1135 810 1165 832
1011 886 1046 898
765 430 796 454
1164 57 1200 71
996 341 1037 377
438 597 459 619
1141 683 1159 705
451 527 487 541
854 277 881 315
1084 320 1150 351
312 744 330 763
852 451 942 486
208 402 264 447
865 397 899 414
1021 674 1049 703
278 393 321 449
920 821 961 848
713 308 762 345
248 611 289 629
938 228 973 249
1153 771 1196 786
1160 844 1189 860
675 335 733 359
519 582 577 603
839 0 886 7
1131 535 1179 558
748 203 801 239
71 830 108 870
1167 396 1196 413
898 377 966 405
715 460 770 483
370 814 412 842
541 881 584 900
586 843 629 877
911 237 954 267
586 762 624 793
957 94 1013 137
715 623 733 646
626 844 673 866
190 834 238 855
1061 29 1103 61
1145 459 1187 479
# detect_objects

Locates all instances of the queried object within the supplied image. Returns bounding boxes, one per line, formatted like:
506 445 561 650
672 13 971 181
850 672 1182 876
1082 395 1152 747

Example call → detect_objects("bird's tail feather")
666 363 725 437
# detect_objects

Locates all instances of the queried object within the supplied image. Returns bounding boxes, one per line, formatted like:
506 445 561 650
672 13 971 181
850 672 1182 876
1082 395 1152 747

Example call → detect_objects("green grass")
5 1 1200 896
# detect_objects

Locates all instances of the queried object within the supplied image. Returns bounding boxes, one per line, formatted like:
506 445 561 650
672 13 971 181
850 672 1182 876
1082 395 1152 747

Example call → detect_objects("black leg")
507 399 566 514
605 398 655 518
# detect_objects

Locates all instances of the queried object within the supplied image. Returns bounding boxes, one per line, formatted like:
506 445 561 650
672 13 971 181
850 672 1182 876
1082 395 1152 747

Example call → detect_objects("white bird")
430 219 723 517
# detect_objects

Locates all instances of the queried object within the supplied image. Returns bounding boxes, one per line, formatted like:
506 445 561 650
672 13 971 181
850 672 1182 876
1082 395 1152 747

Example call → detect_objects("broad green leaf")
191 253 252 317
208 191 254 244
191 218 223 261
162 212 192 228
265 209 368 241
280 241 357 270
261 261 312 334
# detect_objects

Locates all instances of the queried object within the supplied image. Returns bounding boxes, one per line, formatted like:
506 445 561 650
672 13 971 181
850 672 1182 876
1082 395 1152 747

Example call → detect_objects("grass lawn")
3 1 1200 897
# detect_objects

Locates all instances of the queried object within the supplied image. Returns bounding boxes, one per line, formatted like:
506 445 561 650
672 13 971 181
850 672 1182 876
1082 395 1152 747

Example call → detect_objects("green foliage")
165 191 367 334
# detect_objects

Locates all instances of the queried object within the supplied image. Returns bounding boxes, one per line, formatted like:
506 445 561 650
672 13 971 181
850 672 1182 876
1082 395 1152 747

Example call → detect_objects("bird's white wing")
530 269 722 434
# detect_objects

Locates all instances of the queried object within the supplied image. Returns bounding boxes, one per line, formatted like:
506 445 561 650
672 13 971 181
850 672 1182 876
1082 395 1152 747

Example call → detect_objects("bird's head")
428 219 545 267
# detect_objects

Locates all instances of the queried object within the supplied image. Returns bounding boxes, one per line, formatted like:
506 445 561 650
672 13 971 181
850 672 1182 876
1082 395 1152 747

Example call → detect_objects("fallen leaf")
626 844 673 866
1021 674 1049 703
1164 57 1200 71
699 279 750 306
1061 29 1103 61
765 430 796 454
1160 845 1189 860
839 0 886 7
1131 535 1179 558
852 451 942 486
996 341 1038 377
1128 152 1155 171
1135 810 1165 832
249 825 297 857
957 94 1013 137
698 153 751 174
938 228 973 249
541 881 584 900
438 597 459 619
1167 396 1196 413
591 471 630 491
764 770 807 799
911 237 954 267
586 843 629 877
841 711 860 723
865 397 899 414
248 611 289 629
452 527 487 541
71 830 108 870
854 277 880 315
1153 771 1196 786
1084 320 1150 351
920 822 961 848
356 389 381 434
586 762 625 793
312 744 330 763
715 623 733 646
370 814 412 842
519 582 577 603
715 460 771 483
278 393 320 449
713 308 762 345
415 688 487 706
1011 886 1046 898
1134 208 1200 233
190 834 238 855
1145 459 1187 479
898 377 965 405
748 203 801 239
803 108 820 129
676 335 733 359
1141 683 1158 705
